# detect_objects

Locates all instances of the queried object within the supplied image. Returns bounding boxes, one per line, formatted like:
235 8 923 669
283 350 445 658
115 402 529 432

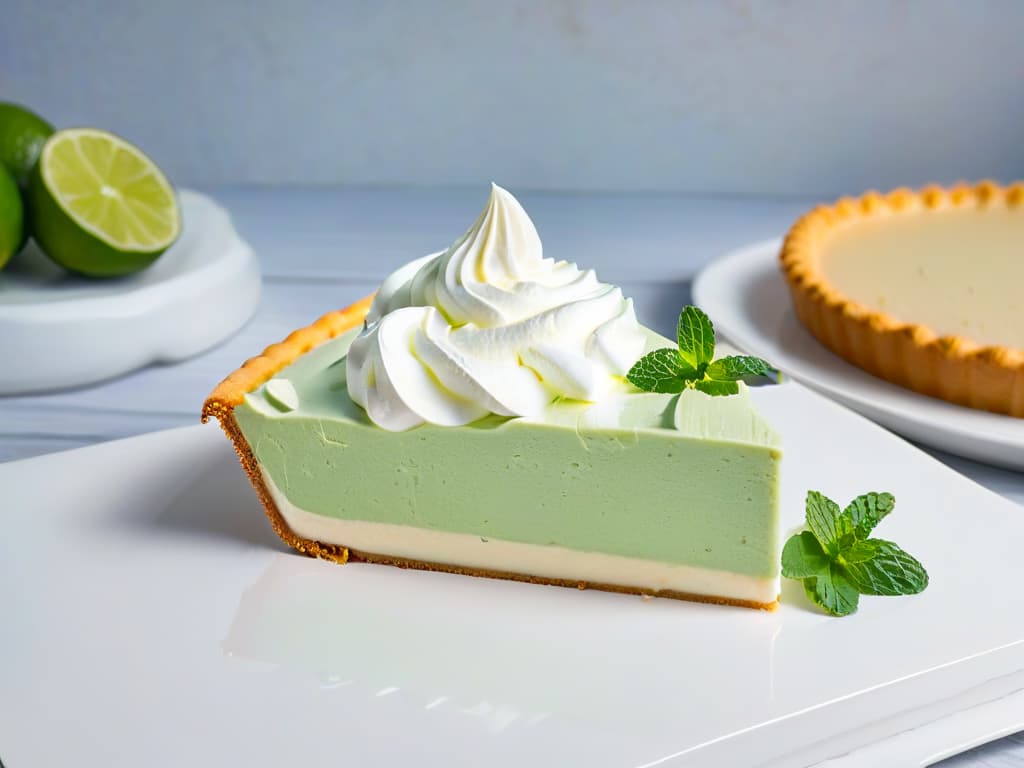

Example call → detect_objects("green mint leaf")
838 539 881 564
844 492 896 540
676 306 716 370
802 578 819 607
627 304 780 401
693 378 739 397
626 348 698 393
805 490 854 557
805 563 860 617
705 355 773 381
786 489 928 617
842 539 929 596
781 531 831 579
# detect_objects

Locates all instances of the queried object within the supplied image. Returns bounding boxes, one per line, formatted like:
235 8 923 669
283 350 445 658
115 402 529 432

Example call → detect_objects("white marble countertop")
1 186 1021 766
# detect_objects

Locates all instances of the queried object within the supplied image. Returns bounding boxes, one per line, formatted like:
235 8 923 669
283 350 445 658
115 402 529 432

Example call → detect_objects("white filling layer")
261 469 779 605
822 208 1024 348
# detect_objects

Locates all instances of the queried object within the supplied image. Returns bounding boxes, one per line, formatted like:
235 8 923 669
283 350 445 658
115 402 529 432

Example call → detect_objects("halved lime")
0 163 24 269
29 128 181 277
0 102 54 187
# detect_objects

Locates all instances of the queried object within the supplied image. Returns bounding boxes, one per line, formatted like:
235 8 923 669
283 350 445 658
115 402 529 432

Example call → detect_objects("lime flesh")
29 128 180 277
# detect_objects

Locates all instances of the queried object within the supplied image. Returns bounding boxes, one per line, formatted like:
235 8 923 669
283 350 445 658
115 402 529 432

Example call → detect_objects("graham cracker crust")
202 296 780 612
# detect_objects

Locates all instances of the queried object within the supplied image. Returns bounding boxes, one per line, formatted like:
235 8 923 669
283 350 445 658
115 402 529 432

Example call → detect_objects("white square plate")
3 380 1023 766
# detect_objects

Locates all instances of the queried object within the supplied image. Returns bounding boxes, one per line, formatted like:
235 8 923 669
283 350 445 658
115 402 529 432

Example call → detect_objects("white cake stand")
0 189 260 394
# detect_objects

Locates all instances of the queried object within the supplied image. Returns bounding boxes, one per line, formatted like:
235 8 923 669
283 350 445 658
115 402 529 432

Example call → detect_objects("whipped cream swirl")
346 184 646 431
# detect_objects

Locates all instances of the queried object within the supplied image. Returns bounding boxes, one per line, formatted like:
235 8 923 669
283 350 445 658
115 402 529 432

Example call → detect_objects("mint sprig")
782 491 928 616
676 306 715 371
627 306 776 396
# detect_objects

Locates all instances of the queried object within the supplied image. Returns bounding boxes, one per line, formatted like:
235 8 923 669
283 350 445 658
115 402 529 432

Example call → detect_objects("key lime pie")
780 182 1024 417
204 185 782 609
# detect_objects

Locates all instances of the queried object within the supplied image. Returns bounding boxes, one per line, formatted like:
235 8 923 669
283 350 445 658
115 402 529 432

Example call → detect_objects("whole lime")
0 163 24 269
0 102 55 186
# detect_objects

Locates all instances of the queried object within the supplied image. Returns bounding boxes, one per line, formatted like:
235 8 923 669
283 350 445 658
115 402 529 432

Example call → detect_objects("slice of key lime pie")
204 185 783 609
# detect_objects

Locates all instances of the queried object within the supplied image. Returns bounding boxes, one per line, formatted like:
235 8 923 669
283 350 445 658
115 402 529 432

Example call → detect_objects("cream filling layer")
261 469 780 604
821 208 1024 348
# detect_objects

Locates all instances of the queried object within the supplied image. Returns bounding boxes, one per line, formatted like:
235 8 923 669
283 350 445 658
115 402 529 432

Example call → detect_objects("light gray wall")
3 0 1023 196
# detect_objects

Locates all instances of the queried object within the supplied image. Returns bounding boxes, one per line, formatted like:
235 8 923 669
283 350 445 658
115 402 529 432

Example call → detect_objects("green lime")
29 128 181 277
0 163 24 269
0 102 54 186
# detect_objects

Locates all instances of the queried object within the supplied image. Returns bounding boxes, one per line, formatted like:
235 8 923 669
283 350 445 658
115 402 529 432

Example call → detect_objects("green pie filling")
235 328 782 579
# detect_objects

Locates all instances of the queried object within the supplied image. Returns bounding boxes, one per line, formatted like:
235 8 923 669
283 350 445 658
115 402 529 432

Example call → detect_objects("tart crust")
202 296 778 610
779 181 1024 417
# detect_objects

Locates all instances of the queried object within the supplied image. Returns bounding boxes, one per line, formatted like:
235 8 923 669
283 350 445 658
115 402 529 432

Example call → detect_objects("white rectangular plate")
3 380 1023 767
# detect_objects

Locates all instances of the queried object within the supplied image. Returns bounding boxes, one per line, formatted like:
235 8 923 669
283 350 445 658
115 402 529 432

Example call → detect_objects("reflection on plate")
225 553 777 733
693 240 1024 471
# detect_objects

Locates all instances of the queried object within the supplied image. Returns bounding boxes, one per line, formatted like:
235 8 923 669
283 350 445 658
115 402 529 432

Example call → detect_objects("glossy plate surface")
2 380 1023 767
0 189 260 394
693 239 1024 471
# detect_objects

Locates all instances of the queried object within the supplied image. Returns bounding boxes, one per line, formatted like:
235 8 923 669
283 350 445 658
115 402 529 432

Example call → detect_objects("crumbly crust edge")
778 181 1024 417
201 296 779 611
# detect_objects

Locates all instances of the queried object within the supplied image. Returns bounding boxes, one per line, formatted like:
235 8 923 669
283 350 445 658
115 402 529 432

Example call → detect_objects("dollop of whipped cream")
346 183 647 431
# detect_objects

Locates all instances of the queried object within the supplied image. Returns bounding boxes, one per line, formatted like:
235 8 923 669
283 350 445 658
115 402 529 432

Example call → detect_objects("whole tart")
779 181 1024 417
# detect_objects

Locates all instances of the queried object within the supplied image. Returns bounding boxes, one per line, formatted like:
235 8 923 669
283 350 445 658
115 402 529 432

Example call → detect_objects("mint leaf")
805 491 854 557
785 490 928 616
838 539 881 564
693 378 739 397
844 492 895 540
676 306 715 371
781 531 831 579
806 563 860 617
627 304 780 400
842 539 929 596
802 578 820 607
626 348 697 393
705 355 773 381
